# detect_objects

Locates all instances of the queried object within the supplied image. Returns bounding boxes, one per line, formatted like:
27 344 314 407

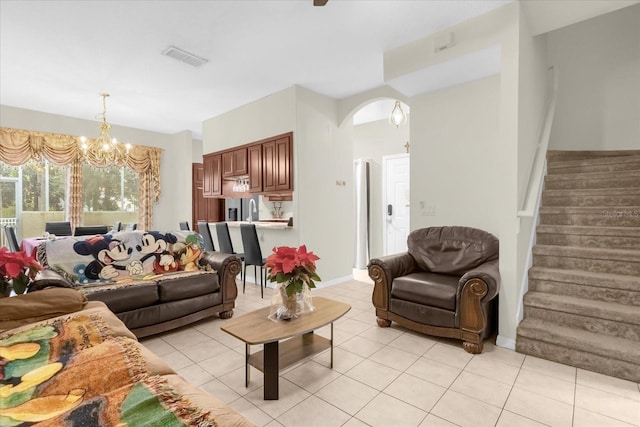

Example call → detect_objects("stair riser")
539 212 640 227
523 306 640 342
548 162 640 174
535 233 640 249
544 176 640 190
528 279 640 306
541 194 640 207
516 338 640 383
533 255 640 276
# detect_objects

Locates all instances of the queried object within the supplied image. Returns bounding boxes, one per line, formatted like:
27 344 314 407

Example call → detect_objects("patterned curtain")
67 161 83 227
0 127 162 230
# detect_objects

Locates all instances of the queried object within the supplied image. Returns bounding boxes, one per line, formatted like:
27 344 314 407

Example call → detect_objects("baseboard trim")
496 335 516 350
316 275 354 288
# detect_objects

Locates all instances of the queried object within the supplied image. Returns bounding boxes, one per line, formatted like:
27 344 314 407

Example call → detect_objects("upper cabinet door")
248 144 262 193
234 148 248 176
274 135 292 191
262 140 276 192
262 133 292 193
222 148 248 177
203 154 222 197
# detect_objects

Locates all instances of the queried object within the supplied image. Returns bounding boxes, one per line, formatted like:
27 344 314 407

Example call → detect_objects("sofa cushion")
157 271 219 302
408 226 499 275
116 293 222 329
0 287 87 333
86 282 159 313
391 272 459 311
389 298 456 328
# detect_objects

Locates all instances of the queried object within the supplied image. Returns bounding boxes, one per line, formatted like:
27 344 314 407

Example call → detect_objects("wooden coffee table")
221 296 351 400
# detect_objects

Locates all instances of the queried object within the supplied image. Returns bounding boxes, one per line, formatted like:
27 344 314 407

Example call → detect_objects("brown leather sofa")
368 226 500 353
34 251 241 338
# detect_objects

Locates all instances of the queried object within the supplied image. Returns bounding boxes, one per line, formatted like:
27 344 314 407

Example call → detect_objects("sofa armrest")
199 251 242 307
28 268 76 293
368 253 416 311
458 259 500 302
455 259 500 348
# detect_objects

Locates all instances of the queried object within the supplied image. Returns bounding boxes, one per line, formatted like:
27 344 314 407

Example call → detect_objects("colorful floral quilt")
0 314 217 426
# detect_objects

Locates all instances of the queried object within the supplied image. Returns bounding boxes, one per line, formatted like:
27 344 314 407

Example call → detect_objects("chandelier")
79 93 131 164
389 100 408 128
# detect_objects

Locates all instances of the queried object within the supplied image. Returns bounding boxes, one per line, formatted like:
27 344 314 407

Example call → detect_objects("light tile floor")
140 278 640 427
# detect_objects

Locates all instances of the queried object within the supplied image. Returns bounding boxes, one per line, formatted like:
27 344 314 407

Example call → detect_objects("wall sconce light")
389 101 408 128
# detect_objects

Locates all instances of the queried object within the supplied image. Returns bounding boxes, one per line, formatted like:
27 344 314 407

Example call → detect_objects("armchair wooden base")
375 309 485 354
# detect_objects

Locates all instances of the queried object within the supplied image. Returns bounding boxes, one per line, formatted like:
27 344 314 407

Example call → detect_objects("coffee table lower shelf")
247 332 331 373
246 331 333 400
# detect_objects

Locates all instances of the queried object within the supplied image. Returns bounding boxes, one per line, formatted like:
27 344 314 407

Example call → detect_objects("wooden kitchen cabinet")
222 148 248 178
263 134 292 192
248 144 262 193
203 153 222 197
192 163 224 227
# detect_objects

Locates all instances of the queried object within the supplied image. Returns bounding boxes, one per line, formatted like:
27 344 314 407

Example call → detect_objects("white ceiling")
0 0 513 139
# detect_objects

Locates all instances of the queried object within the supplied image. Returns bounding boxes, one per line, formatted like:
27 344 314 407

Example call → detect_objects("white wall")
547 4 640 150
296 87 354 281
0 105 193 232
353 118 409 259
410 75 501 234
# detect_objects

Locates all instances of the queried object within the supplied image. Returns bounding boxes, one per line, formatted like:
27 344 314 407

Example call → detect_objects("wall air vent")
161 46 208 67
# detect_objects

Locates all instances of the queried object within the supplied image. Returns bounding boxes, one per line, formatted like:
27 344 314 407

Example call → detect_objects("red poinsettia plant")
0 247 43 295
265 245 321 297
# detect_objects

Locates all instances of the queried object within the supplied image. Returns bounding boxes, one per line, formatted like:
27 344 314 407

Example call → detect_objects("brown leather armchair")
368 226 500 353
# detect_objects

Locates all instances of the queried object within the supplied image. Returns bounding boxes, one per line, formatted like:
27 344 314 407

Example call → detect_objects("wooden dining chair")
240 223 266 298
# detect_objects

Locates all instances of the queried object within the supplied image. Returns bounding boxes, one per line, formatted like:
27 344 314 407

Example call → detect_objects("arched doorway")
349 98 410 278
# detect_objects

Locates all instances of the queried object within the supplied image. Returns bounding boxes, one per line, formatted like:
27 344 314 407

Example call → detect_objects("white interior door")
383 154 410 255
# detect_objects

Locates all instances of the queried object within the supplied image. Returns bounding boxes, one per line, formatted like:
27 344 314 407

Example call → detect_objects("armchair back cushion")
407 226 498 275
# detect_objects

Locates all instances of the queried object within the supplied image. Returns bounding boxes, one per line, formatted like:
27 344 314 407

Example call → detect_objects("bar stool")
240 223 266 298
215 222 244 278
197 221 215 251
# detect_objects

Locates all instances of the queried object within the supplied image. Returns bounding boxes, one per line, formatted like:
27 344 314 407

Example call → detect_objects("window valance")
0 127 162 230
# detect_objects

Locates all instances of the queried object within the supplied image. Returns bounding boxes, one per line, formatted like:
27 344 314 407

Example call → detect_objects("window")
1 159 67 213
82 164 139 212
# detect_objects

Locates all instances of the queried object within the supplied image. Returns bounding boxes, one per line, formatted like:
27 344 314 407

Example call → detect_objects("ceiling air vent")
161 46 208 67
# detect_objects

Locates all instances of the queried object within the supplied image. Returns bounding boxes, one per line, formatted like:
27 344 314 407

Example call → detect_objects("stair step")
544 170 640 190
541 188 640 207
539 206 640 227
529 266 640 292
536 225 640 249
523 292 640 340
547 154 640 174
517 318 640 382
528 267 640 306
547 150 640 162
532 245 640 275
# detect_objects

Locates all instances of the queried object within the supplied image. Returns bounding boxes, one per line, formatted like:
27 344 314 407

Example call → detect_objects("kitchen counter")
226 220 292 230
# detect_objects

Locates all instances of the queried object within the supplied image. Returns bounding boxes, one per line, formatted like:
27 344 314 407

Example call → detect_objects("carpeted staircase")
516 150 640 382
